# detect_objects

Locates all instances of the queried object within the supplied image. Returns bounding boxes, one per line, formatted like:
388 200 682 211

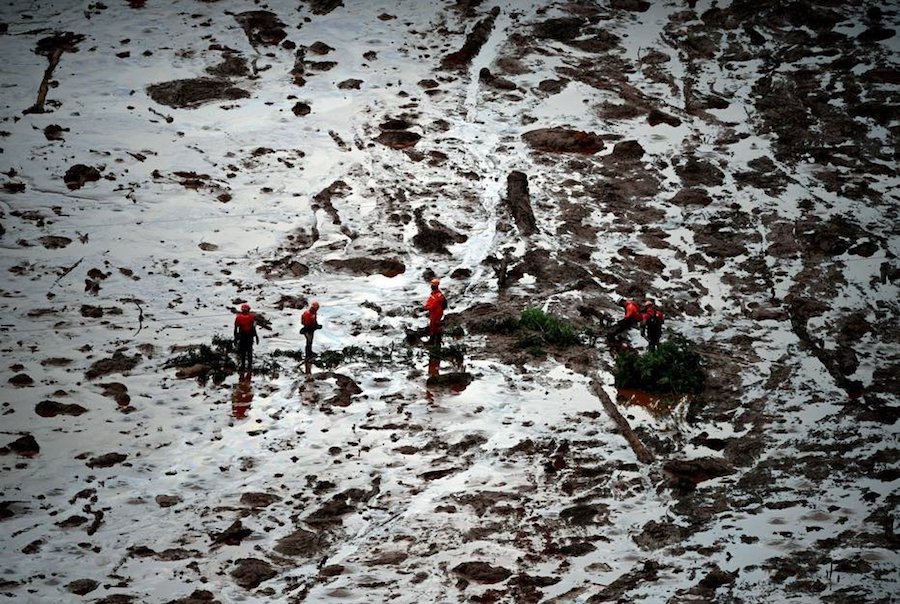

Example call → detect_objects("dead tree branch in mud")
50 256 83 290
24 32 85 115
131 299 144 336
591 380 655 464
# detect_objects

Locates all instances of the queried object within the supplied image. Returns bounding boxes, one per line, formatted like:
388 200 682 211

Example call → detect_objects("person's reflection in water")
428 352 440 377
231 372 254 419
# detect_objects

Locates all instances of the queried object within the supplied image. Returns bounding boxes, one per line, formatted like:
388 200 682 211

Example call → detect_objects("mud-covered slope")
0 1 897 603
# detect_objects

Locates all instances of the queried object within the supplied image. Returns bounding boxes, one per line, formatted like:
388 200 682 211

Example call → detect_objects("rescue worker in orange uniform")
423 278 447 347
299 300 321 358
233 303 259 372
641 299 665 350
607 298 641 340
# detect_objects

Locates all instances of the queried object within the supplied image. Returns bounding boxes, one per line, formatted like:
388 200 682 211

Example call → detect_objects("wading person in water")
423 278 447 347
233 303 259 373
300 300 321 358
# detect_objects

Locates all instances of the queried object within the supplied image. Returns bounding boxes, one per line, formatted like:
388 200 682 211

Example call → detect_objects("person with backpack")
423 278 447 347
233 303 259 373
299 300 321 359
642 299 665 350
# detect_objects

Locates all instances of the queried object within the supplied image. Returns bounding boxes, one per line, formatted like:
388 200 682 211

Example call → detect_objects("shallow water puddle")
617 388 684 418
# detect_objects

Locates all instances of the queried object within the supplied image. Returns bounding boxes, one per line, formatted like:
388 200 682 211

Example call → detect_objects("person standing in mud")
607 298 641 340
423 278 447 347
300 300 321 359
641 299 665 351
233 303 259 373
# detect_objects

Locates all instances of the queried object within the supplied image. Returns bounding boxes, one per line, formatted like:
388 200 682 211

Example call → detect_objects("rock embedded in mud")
425 372 473 389
86 452 128 468
522 128 605 154
206 53 249 78
532 17 585 41
44 124 68 140
9 373 34 387
240 492 281 507
211 520 252 546
274 528 328 556
63 164 101 190
611 140 645 161
233 11 287 47
146 78 250 109
676 158 725 187
670 187 712 206
633 519 688 550
324 257 405 277
611 0 651 11
5 434 39 457
35 400 87 417
231 558 277 589
164 590 219 604
85 351 141 380
560 503 608 526
155 494 182 508
505 171 536 235
303 0 344 15
67 579 99 595
38 235 72 249
375 130 421 149
647 108 682 127
453 561 513 584
175 363 209 379
292 102 311 116
663 457 735 485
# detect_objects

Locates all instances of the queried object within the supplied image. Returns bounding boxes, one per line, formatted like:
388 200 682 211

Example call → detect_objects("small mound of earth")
64 164 101 190
231 558 277 589
86 452 128 468
240 492 281 507
375 130 421 149
522 128 605 154
453 561 512 584
66 579 99 595
670 188 712 206
146 78 250 109
35 400 87 417
85 351 141 380
324 257 405 277
38 236 72 249
3 434 39 457
274 528 328 557
233 11 287 47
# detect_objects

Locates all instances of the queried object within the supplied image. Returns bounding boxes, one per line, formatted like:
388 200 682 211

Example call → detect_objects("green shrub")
614 335 705 394
519 307 581 347
164 334 237 383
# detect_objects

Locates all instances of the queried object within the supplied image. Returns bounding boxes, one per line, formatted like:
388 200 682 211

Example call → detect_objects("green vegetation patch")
164 335 238 383
518 307 582 347
614 335 706 395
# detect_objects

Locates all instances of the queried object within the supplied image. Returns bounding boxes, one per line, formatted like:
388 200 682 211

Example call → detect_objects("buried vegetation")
614 335 706 395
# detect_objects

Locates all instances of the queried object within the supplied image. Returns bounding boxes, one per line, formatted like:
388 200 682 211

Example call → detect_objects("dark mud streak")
441 8 499 69
788 302 864 399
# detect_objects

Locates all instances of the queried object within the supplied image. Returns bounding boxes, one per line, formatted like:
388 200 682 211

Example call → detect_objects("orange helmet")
431 278 440 287
311 301 320 310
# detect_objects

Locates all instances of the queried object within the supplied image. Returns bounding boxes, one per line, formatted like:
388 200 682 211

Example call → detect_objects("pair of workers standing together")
232 279 447 373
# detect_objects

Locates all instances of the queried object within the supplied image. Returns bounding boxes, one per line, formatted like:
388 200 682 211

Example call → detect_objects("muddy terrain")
0 1 897 603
